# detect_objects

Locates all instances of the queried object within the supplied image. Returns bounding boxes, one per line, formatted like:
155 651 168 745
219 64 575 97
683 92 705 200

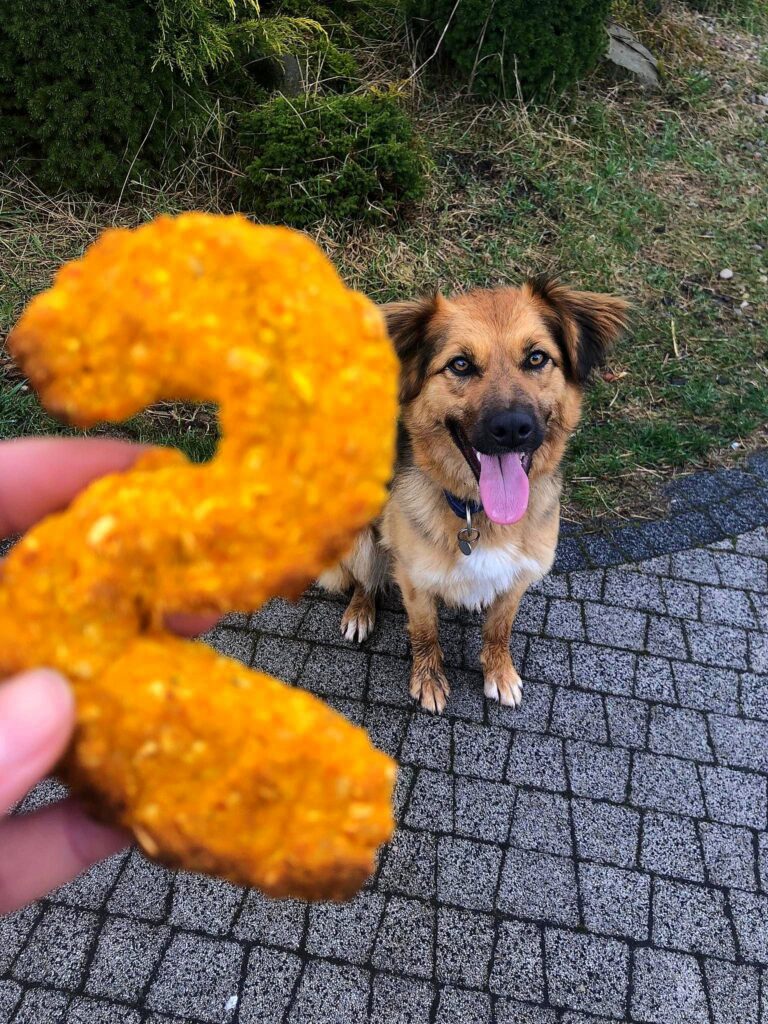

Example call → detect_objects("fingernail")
0 669 74 769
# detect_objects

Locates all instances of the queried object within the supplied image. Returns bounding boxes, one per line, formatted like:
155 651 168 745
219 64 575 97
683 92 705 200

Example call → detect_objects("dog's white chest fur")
409 541 544 611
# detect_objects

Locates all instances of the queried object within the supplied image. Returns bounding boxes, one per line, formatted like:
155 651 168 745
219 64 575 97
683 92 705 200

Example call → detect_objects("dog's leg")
340 585 376 643
396 566 449 714
481 577 534 707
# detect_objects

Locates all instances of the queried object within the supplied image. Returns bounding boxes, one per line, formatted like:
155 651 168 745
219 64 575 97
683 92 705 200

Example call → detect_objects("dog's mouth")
447 420 533 526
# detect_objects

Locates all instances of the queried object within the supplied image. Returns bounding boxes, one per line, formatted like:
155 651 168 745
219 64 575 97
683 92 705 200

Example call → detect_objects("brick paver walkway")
2 459 768 1024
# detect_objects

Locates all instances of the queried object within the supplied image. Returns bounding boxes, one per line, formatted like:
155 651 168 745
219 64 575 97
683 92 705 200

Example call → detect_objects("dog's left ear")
528 276 630 384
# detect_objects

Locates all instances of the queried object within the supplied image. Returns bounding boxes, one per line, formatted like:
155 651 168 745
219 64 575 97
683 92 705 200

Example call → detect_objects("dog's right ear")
383 296 440 404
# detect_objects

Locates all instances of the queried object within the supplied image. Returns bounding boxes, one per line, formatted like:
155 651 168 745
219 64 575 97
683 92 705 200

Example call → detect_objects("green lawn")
1 1 766 523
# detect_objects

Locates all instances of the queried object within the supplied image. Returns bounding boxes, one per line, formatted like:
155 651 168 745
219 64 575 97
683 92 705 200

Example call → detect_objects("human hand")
0 437 218 914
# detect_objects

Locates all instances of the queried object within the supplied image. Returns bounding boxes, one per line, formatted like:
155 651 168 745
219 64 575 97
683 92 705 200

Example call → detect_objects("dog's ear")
383 295 441 403
528 276 630 384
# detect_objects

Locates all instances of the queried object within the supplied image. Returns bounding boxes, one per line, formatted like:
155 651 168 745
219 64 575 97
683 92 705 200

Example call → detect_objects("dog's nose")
488 409 534 448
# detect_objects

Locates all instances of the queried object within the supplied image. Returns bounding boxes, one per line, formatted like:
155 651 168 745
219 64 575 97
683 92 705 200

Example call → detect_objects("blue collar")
444 490 483 519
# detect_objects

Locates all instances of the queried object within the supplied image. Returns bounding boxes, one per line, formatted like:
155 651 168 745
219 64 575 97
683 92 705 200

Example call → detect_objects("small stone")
719 269 734 280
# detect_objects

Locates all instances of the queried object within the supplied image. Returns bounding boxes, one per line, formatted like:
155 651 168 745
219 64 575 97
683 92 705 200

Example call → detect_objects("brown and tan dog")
321 278 629 712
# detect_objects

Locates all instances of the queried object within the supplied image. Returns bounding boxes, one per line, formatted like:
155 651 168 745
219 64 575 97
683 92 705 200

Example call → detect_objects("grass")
1 0 766 526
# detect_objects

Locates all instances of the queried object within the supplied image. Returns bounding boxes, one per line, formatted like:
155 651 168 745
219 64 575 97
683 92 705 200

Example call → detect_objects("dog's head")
385 278 629 524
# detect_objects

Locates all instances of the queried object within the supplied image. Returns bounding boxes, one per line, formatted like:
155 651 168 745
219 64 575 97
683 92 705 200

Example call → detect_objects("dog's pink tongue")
476 452 529 525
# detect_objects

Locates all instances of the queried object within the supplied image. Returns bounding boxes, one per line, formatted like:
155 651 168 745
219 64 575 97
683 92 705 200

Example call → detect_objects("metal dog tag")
458 505 479 556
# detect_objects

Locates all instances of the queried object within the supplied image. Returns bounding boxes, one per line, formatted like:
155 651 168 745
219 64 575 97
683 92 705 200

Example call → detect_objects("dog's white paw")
483 664 523 707
340 601 375 644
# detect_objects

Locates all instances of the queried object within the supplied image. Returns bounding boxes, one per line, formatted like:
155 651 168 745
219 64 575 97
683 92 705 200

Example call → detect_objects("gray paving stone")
322 695 364 723
634 655 676 702
507 732 567 791
494 1002 558 1024
377 829 436 899
0 905 40 974
701 765 767 828
251 635 309 682
572 799 639 868
489 919 545 1001
714 552 768 590
579 864 649 941
368 655 412 707
169 872 244 934
631 948 709 1024
437 837 501 911
306 892 385 965
454 777 515 844
544 928 629 1017
571 643 635 696
631 753 705 816
515 592 549 632
662 578 701 619
251 597 309 635
701 584 758 628
300 645 368 698
454 721 509 780
709 713 768 772
685 620 749 669
509 789 572 857
641 812 705 882
238 947 302 1024
645 614 688 659
404 769 453 832
653 878 735 956
671 549 721 585
12 906 100 989
146 933 243 1022
568 569 605 601
525 638 572 686
85 917 170 1001
604 569 665 613
699 822 757 890
498 847 579 926
750 632 768 672
584 603 647 651
288 961 370 1024
368 610 411 658
704 958 759 1024
550 689 607 743
435 988 491 1024
488 680 553 732
400 714 451 770
107 849 173 921
15 776 68 812
393 765 414 818
534 573 569 597
372 896 435 979
673 661 740 714
207 625 255 663
436 908 494 987
233 890 306 948
758 833 768 892
735 527 768 557
370 974 434 1024
729 891 768 963
648 705 713 761
544 599 584 640
49 851 128 911
605 696 649 749
364 704 408 756
637 554 673 575
0 981 21 1024
444 669 486 722
566 741 629 802
11 988 68 1024
65 998 141 1024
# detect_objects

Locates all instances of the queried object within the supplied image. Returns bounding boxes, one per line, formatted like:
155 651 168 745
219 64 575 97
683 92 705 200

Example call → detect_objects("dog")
320 277 629 712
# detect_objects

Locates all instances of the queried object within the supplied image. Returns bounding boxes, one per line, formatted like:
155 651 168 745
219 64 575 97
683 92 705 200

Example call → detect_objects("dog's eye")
525 350 550 370
446 356 474 377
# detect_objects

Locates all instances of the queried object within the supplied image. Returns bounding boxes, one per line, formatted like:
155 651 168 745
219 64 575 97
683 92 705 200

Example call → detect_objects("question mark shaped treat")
1 213 399 900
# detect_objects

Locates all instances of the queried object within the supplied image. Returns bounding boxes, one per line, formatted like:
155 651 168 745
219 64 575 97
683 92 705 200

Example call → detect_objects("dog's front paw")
410 664 450 714
340 593 375 644
482 657 523 708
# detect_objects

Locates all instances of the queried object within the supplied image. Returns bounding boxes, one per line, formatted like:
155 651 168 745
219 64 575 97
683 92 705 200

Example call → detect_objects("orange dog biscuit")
1 213 399 899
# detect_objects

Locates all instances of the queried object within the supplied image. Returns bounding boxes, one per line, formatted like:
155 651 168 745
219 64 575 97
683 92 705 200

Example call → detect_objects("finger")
0 669 75 814
164 612 221 637
0 437 148 538
0 799 129 914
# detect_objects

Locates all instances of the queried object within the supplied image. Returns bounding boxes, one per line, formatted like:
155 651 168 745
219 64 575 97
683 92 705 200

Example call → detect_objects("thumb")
0 669 75 813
